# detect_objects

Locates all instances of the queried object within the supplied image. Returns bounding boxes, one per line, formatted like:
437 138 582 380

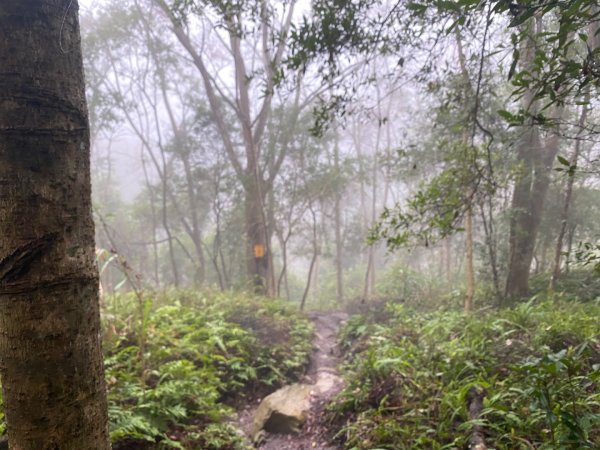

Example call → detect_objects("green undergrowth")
103 289 313 449
329 297 600 449
530 269 600 302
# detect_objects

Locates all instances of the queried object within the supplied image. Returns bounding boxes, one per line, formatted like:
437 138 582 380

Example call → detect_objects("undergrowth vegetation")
530 269 600 302
103 290 312 449
329 297 600 449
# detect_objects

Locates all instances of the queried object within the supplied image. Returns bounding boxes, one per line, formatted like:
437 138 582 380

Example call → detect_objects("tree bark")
505 123 538 297
551 100 587 288
505 119 561 298
245 177 274 293
505 18 562 298
479 201 500 298
300 206 319 311
466 386 488 450
455 30 476 312
180 150 206 285
0 1 110 448
565 224 576 275
464 204 475 312
211 190 230 290
333 124 344 304
443 237 452 284
152 54 206 285
140 153 162 287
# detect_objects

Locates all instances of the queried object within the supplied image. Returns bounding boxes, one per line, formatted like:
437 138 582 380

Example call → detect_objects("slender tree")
0 1 110 448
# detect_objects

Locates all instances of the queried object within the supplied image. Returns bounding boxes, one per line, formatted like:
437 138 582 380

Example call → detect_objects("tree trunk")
333 124 344 304
352 119 369 249
363 150 378 301
155 57 206 286
466 386 488 450
455 32 476 312
245 179 274 294
181 152 206 285
0 1 110 448
551 102 589 289
505 18 562 298
505 130 540 298
443 237 452 285
300 206 319 311
479 200 500 298
159 151 180 287
565 224 577 275
276 226 293 300
505 123 560 297
141 153 161 288
212 195 229 290
464 204 475 312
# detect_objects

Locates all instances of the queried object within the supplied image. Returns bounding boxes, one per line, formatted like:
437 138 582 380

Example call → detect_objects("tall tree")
154 0 302 295
505 17 564 298
0 1 110 448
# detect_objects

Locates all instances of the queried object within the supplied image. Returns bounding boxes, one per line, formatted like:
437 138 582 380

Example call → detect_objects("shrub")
102 289 313 449
330 298 600 449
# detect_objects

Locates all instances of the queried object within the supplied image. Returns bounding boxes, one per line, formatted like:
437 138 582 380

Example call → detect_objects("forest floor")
236 311 348 450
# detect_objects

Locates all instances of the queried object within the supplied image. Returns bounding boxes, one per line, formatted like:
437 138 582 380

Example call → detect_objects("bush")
530 269 600 302
102 289 313 449
329 298 600 449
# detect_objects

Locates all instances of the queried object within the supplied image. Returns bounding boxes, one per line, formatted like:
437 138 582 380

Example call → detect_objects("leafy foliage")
531 270 600 302
329 298 600 449
574 242 600 275
371 160 474 249
102 290 313 448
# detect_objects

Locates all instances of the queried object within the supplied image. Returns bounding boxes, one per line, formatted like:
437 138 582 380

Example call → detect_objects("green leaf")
509 7 535 28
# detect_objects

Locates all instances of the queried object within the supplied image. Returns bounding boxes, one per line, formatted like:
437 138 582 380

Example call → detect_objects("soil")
236 311 349 450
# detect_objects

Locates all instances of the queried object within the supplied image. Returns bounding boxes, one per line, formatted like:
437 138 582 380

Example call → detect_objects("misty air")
0 0 599 449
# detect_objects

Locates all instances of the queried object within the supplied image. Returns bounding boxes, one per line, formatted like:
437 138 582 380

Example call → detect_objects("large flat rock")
251 383 313 442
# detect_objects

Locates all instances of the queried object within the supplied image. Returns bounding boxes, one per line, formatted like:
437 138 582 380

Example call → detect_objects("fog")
83 0 600 309
2 2 600 449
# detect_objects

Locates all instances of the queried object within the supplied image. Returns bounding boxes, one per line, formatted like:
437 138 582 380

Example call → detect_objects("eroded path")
237 311 348 450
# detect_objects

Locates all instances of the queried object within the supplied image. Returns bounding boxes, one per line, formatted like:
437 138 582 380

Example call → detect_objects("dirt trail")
237 311 348 450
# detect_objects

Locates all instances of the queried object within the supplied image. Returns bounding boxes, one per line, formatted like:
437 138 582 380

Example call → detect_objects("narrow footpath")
237 311 348 450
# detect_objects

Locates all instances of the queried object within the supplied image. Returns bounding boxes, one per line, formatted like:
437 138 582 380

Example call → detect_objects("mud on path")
236 311 348 450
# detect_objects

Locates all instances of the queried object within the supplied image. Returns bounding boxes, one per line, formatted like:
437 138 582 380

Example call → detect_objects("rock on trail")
238 311 348 450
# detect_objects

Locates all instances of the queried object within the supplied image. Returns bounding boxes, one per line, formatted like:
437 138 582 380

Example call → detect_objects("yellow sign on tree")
254 244 265 258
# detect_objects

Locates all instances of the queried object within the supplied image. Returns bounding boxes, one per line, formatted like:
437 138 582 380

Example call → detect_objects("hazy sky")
78 0 145 201
79 0 98 10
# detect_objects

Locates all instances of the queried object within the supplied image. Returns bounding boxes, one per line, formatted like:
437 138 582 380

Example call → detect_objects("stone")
314 370 343 395
251 383 313 442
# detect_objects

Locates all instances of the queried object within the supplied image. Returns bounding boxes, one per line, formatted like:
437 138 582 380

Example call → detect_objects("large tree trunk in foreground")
0 1 110 448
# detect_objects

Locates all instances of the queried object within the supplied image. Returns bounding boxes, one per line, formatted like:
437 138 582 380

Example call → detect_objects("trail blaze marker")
254 244 265 258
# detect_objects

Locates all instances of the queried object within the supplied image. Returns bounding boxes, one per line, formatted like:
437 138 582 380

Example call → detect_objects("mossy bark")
0 1 110 448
